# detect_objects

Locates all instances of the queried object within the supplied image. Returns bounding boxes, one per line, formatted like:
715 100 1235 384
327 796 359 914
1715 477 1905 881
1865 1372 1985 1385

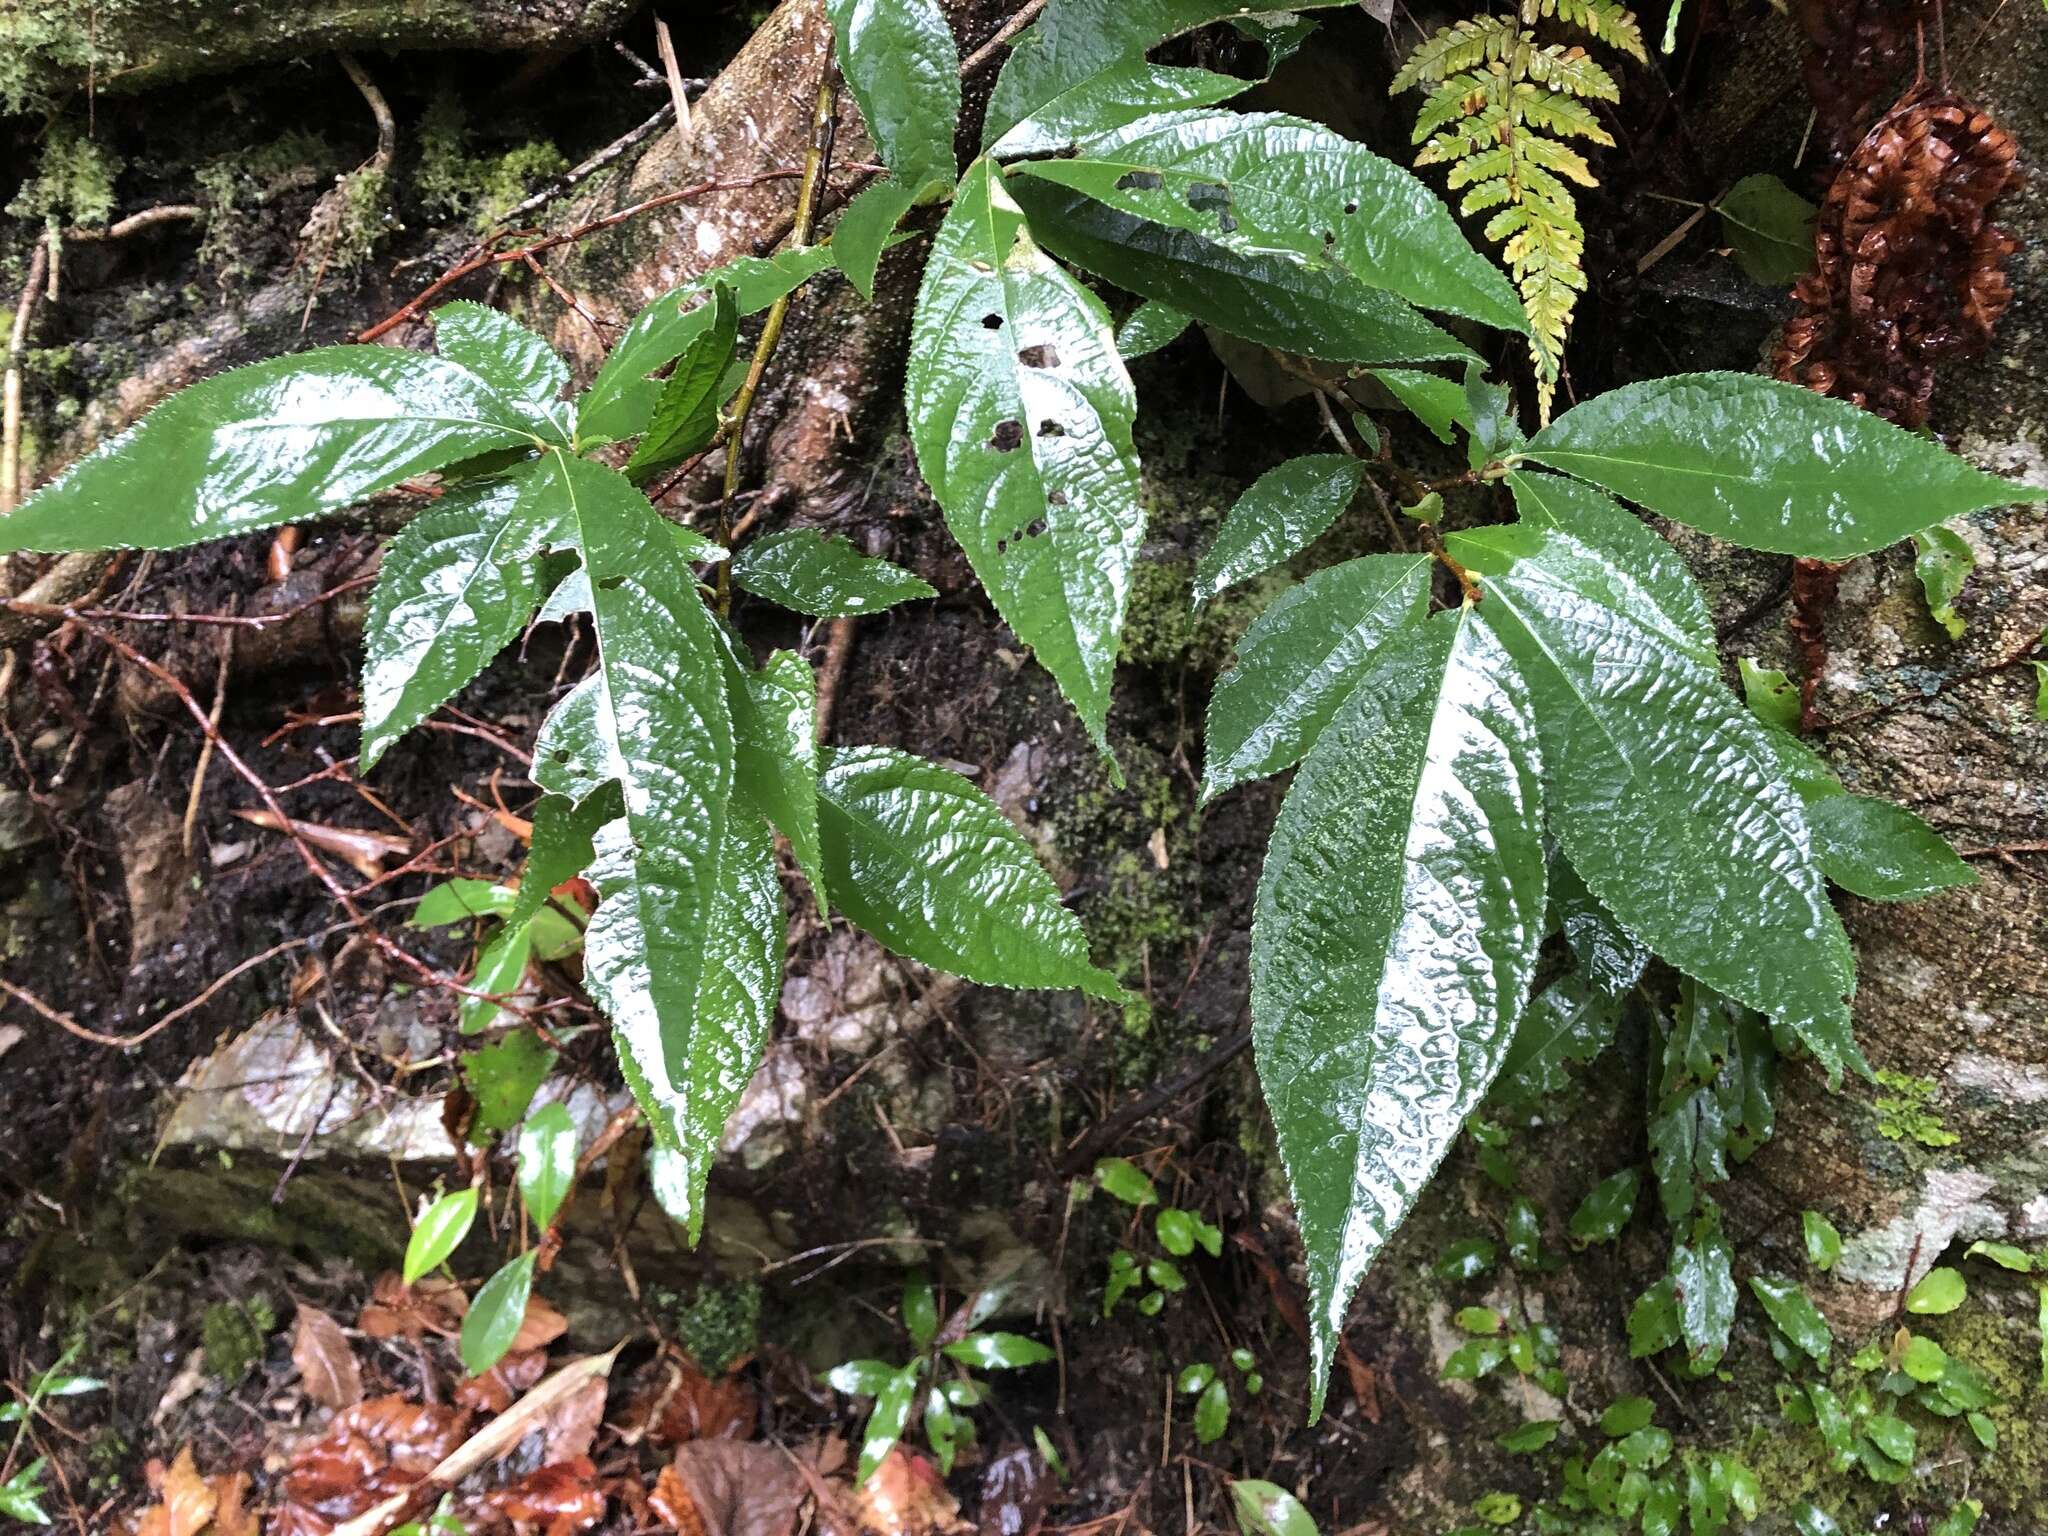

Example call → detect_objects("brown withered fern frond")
1774 86 2021 430
1794 0 1937 176
1771 46 2023 727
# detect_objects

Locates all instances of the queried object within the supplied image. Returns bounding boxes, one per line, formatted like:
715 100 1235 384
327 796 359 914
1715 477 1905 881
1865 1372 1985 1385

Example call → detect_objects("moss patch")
201 1295 275 1387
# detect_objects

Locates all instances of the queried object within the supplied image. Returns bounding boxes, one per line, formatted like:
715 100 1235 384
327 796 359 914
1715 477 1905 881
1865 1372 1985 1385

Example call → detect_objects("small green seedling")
823 1271 1053 1482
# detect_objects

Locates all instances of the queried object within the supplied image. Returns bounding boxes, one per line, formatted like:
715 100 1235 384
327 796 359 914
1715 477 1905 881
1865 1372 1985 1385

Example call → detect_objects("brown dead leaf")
650 1463 707 1536
276 1394 469 1532
488 1457 606 1536
358 1272 467 1340
1338 1343 1381 1424
662 1441 806 1536
232 808 411 880
293 1303 364 1409
531 1373 607 1464
510 1291 569 1354
627 1355 758 1446
850 1447 968 1536
126 1453 255 1536
213 1475 258 1536
455 1348 548 1414
160 1446 217 1536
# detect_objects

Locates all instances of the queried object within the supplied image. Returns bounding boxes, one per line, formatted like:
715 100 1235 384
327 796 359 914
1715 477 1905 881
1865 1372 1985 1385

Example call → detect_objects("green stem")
715 63 840 614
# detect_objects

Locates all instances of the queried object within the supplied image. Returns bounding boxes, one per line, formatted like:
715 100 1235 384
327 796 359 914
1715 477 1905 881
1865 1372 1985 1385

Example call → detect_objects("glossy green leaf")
535 523 724 625
943 1332 1055 1369
578 247 838 446
1156 1208 1196 1256
1803 1210 1842 1271
1200 553 1432 804
993 59 1248 159
1193 1378 1230 1443
1756 723 1975 901
1462 365 1521 467
461 915 534 1035
716 636 826 910
818 745 1123 997
1601 1396 1654 1437
589 814 781 1241
412 878 518 927
1437 1238 1496 1281
1714 174 1817 286
1252 607 1545 1419
528 453 742 1173
1646 981 1775 1223
0 347 542 555
460 1252 537 1376
1750 1274 1831 1366
1094 1155 1158 1205
826 1359 898 1396
1178 1363 1215 1394
903 1272 939 1350
1570 1169 1640 1245
1116 298 1192 358
516 1100 579 1231
1194 454 1365 604
858 1363 921 1482
1805 793 1975 902
1492 972 1622 1107
360 478 558 769
1911 524 1975 639
825 0 960 193
1900 1332 1949 1383
983 0 1348 152
1627 1279 1680 1358
1373 367 1467 445
1450 523 1863 1083
1670 1208 1737 1366
834 178 922 302
403 1188 478 1285
1229 1479 1320 1536
1012 179 1476 365
1906 1266 1967 1315
464 1027 556 1131
732 529 937 616
1015 109 1524 332
1966 1238 2033 1272
0 1461 50 1525
432 300 571 439
1932 1501 1983 1536
1792 1504 1844 1536
1551 853 1651 995
623 280 738 481
1738 657 1801 731
907 160 1143 754
1498 1419 1560 1453
1505 470 1715 663
1524 372 2048 559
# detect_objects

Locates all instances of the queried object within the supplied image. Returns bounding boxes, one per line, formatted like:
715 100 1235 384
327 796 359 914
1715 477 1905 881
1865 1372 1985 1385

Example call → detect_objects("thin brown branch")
357 171 806 342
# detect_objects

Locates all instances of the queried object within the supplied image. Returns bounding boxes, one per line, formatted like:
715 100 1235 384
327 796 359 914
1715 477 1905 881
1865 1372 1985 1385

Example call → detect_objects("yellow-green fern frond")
1525 46 1621 101
1523 0 1648 60
1390 16 1516 92
1415 71 1502 140
1515 85 1614 144
1393 2 1640 422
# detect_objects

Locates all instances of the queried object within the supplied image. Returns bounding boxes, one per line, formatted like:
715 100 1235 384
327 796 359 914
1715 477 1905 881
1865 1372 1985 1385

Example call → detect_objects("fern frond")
1525 46 1621 101
1414 71 1502 140
1394 3 1639 422
1522 0 1648 61
1391 16 1516 93
1514 85 1614 144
